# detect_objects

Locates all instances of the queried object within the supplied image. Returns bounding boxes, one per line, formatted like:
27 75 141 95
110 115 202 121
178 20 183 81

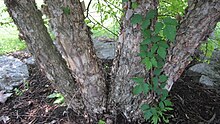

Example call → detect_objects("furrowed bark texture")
164 0 220 91
6 0 220 123
4 0 83 111
109 0 158 121
44 0 106 115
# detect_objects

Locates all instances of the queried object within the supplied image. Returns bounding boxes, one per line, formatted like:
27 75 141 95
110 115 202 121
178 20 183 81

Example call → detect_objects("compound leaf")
157 46 167 59
146 9 157 20
131 14 143 24
163 25 176 42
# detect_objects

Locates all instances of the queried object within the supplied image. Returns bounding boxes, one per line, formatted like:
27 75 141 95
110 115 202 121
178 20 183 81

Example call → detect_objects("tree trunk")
4 0 82 110
43 0 107 116
164 0 220 91
5 0 220 123
109 0 158 121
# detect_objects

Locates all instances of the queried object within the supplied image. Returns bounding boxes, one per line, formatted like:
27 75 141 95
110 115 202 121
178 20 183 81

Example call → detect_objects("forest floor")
0 51 220 124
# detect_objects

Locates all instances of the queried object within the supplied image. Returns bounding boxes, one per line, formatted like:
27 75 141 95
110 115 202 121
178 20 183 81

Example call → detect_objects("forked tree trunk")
5 0 220 123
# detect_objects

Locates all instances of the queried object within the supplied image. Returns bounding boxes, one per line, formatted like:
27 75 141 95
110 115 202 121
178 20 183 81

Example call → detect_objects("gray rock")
189 50 220 86
189 63 220 79
23 56 35 65
0 56 29 91
92 39 116 59
199 75 214 86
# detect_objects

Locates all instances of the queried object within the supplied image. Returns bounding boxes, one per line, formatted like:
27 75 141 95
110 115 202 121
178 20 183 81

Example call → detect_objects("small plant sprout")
47 92 65 104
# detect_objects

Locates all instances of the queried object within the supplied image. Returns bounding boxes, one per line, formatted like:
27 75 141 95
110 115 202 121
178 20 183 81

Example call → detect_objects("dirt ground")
0 52 220 124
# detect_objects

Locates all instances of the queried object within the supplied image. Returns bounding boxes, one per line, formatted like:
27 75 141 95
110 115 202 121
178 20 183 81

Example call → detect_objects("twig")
103 0 123 12
85 0 92 18
87 13 118 36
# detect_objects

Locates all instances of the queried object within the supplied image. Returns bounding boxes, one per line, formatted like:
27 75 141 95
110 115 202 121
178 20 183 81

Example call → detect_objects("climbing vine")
128 1 178 124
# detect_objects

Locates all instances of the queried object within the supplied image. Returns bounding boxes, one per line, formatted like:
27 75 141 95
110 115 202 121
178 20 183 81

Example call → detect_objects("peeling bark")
109 0 158 121
4 0 83 112
44 0 107 116
164 0 220 91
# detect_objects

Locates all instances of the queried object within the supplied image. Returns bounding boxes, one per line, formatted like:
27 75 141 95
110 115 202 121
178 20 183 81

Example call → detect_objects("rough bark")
164 0 220 91
43 0 107 115
5 0 220 123
5 0 107 119
4 0 83 112
109 0 158 121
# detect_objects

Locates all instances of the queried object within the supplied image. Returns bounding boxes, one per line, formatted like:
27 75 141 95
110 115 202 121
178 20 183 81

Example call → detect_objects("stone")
92 38 116 59
0 56 29 91
199 75 214 86
23 56 35 65
189 63 220 79
188 50 220 86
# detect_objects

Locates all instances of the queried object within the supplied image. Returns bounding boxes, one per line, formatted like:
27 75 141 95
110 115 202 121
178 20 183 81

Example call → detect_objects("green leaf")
141 104 150 111
142 29 151 38
159 75 168 82
122 0 128 2
47 93 57 98
98 120 106 124
157 59 165 68
161 89 169 100
151 36 161 43
152 78 159 91
161 95 167 101
140 44 147 52
160 82 167 88
164 107 174 111
163 17 178 26
152 115 159 124
152 77 158 85
157 110 163 116
153 68 161 76
53 97 64 104
138 51 147 58
159 101 165 109
150 107 157 115
131 14 143 24
146 9 157 20
164 99 172 106
144 110 153 120
158 41 169 49
47 93 63 98
157 46 167 59
155 88 162 95
151 57 158 67
141 20 150 29
147 52 154 58
132 2 138 9
151 44 158 54
163 25 176 42
133 85 143 95
142 83 149 94
154 22 164 34
131 77 145 84
62 7 71 15
142 57 152 70
142 38 151 45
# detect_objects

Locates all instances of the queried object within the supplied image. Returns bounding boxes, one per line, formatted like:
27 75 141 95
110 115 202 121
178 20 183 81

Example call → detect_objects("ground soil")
0 51 220 124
